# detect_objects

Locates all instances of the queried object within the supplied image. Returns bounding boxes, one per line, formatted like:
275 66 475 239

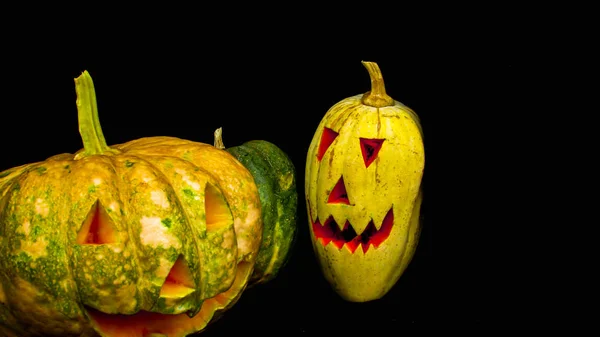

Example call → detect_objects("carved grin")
311 208 393 253
84 262 251 337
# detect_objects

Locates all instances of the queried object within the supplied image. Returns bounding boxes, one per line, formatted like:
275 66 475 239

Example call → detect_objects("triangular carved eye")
205 182 233 233
317 127 338 161
77 200 116 245
328 176 350 205
360 138 384 168
160 255 195 298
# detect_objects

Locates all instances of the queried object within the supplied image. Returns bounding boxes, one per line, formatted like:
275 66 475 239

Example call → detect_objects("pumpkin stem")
360 61 395 108
214 127 226 150
74 70 119 158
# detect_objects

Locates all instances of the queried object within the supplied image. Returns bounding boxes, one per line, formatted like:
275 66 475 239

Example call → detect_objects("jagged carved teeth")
311 208 393 253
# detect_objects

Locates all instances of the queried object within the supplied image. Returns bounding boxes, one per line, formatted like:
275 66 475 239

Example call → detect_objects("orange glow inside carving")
77 201 116 245
204 183 232 233
160 255 195 298
85 262 252 337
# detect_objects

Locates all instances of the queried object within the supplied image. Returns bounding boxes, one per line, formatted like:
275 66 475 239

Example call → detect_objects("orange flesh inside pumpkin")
77 201 116 245
159 255 195 298
86 262 251 337
204 182 232 233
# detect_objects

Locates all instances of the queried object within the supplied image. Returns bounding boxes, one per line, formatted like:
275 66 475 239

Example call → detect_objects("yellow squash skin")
305 61 425 302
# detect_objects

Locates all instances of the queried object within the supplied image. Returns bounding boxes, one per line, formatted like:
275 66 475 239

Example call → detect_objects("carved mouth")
85 307 193 337
84 261 251 337
311 208 393 253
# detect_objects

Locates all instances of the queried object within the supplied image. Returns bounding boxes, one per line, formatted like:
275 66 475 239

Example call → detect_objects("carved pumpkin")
0 71 262 337
305 61 425 302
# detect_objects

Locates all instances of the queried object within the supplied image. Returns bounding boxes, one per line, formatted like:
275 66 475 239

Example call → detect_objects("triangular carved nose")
159 255 195 298
328 176 350 205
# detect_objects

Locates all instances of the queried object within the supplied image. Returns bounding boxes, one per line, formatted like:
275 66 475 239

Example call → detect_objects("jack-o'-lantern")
0 71 262 336
305 61 425 302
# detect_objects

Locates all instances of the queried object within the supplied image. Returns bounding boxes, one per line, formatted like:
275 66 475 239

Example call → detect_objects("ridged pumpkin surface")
0 71 262 337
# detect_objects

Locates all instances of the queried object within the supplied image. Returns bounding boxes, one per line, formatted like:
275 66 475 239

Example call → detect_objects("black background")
0 14 567 334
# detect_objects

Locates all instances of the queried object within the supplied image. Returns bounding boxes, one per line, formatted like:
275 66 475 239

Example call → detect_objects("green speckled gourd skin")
226 140 298 286
0 136 263 337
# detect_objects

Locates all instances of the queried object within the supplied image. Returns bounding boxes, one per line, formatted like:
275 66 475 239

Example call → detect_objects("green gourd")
214 127 298 286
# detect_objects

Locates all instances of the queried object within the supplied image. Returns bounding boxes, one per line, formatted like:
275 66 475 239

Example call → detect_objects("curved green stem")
360 61 395 108
74 70 118 158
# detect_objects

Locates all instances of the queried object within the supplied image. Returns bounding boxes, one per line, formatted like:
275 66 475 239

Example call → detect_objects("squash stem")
74 71 118 158
214 127 226 150
360 61 395 108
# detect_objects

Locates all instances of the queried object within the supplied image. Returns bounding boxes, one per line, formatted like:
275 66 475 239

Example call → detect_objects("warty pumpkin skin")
305 61 425 302
0 71 262 337
214 128 298 287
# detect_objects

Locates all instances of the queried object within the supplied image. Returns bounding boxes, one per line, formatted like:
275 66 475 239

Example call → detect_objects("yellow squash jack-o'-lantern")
305 61 425 302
